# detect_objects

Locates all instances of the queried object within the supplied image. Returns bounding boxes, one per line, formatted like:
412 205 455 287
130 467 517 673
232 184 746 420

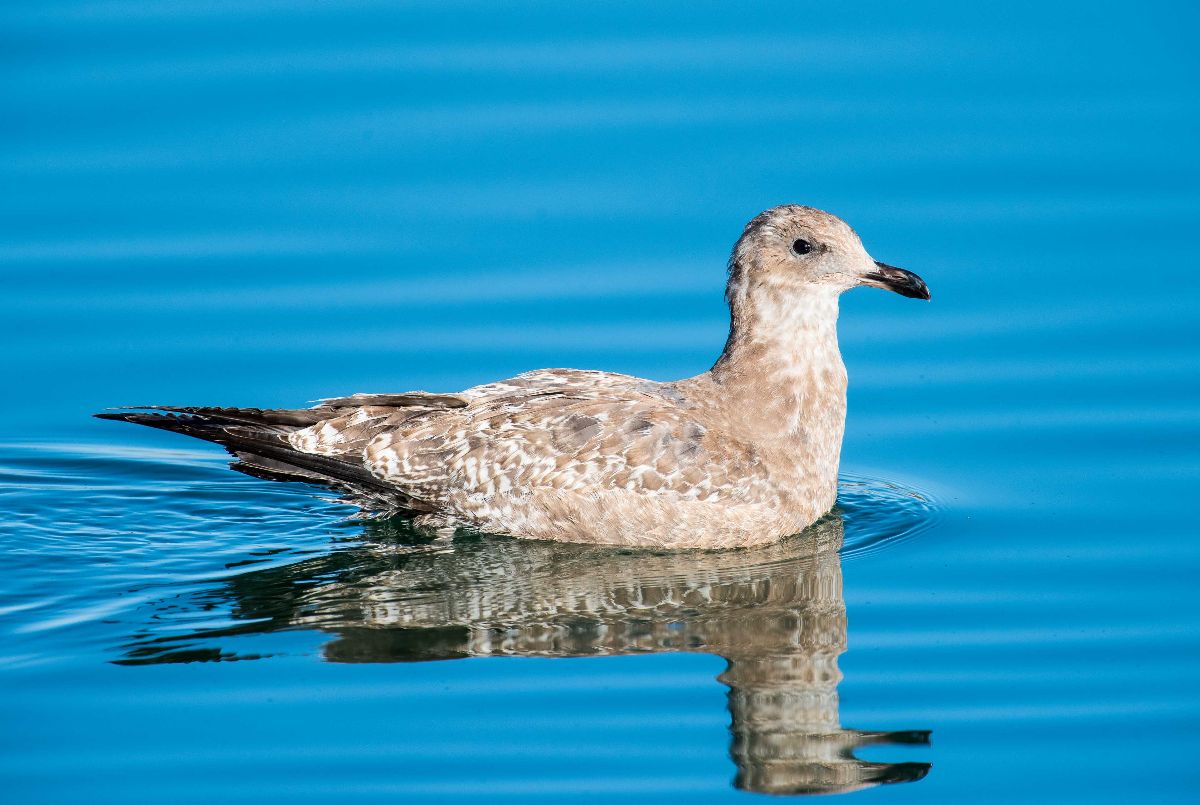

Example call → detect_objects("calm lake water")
2 1 1198 802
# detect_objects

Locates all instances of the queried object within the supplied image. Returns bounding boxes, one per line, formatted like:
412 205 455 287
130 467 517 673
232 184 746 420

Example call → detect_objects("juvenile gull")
98 205 930 549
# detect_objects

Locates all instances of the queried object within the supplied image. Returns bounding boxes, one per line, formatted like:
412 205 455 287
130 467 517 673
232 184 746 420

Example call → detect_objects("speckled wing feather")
340 369 774 511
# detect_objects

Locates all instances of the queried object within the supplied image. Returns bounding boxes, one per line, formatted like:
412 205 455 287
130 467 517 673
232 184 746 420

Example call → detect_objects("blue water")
2 1 1199 801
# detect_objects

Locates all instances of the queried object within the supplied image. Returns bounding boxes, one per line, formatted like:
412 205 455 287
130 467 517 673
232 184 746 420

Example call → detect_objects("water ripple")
0 443 935 659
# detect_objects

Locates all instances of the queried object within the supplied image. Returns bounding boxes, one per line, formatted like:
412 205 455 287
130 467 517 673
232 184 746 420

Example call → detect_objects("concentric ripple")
836 473 940 559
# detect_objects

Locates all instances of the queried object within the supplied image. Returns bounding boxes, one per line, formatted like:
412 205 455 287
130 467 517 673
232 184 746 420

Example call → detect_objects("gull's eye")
792 239 813 255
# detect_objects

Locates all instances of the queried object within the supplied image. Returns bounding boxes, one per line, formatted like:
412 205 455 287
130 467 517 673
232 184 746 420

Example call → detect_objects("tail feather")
99 405 328 428
94 407 432 514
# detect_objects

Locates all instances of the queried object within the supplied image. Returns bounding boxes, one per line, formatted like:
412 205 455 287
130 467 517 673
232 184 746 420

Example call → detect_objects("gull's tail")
94 405 430 514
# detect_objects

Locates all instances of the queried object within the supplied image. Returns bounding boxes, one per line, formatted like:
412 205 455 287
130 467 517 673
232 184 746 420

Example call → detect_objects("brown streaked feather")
317 392 467 409
110 405 329 427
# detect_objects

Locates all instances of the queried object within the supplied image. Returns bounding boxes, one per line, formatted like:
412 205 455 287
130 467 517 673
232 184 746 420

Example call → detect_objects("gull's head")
729 204 930 301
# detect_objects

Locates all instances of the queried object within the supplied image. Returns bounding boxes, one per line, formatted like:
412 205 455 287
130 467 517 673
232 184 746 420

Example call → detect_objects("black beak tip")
869 261 931 301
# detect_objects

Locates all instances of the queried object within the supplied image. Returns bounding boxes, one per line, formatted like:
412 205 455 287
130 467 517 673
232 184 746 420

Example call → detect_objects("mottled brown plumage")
98 205 929 548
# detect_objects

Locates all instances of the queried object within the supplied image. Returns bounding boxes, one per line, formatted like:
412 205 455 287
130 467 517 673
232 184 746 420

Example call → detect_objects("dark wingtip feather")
94 408 175 421
93 410 176 423
93 405 429 514
93 410 215 437
94 406 326 428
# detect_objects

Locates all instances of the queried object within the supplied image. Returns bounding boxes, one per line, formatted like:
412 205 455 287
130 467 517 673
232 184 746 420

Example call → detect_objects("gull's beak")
862 261 931 300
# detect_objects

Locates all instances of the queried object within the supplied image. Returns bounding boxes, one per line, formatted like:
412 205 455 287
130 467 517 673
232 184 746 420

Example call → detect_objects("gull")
98 205 930 549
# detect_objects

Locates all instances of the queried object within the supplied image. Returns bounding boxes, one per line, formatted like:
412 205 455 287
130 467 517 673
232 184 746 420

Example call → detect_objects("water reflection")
118 513 930 795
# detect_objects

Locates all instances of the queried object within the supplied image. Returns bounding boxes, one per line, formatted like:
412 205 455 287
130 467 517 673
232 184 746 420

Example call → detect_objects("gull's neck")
699 280 848 512
710 283 845 408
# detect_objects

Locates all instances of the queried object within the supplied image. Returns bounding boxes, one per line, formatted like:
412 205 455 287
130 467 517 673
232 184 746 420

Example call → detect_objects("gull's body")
99 205 929 549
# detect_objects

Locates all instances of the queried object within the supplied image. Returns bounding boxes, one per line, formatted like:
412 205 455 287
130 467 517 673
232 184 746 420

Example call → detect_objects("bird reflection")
118 513 930 796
